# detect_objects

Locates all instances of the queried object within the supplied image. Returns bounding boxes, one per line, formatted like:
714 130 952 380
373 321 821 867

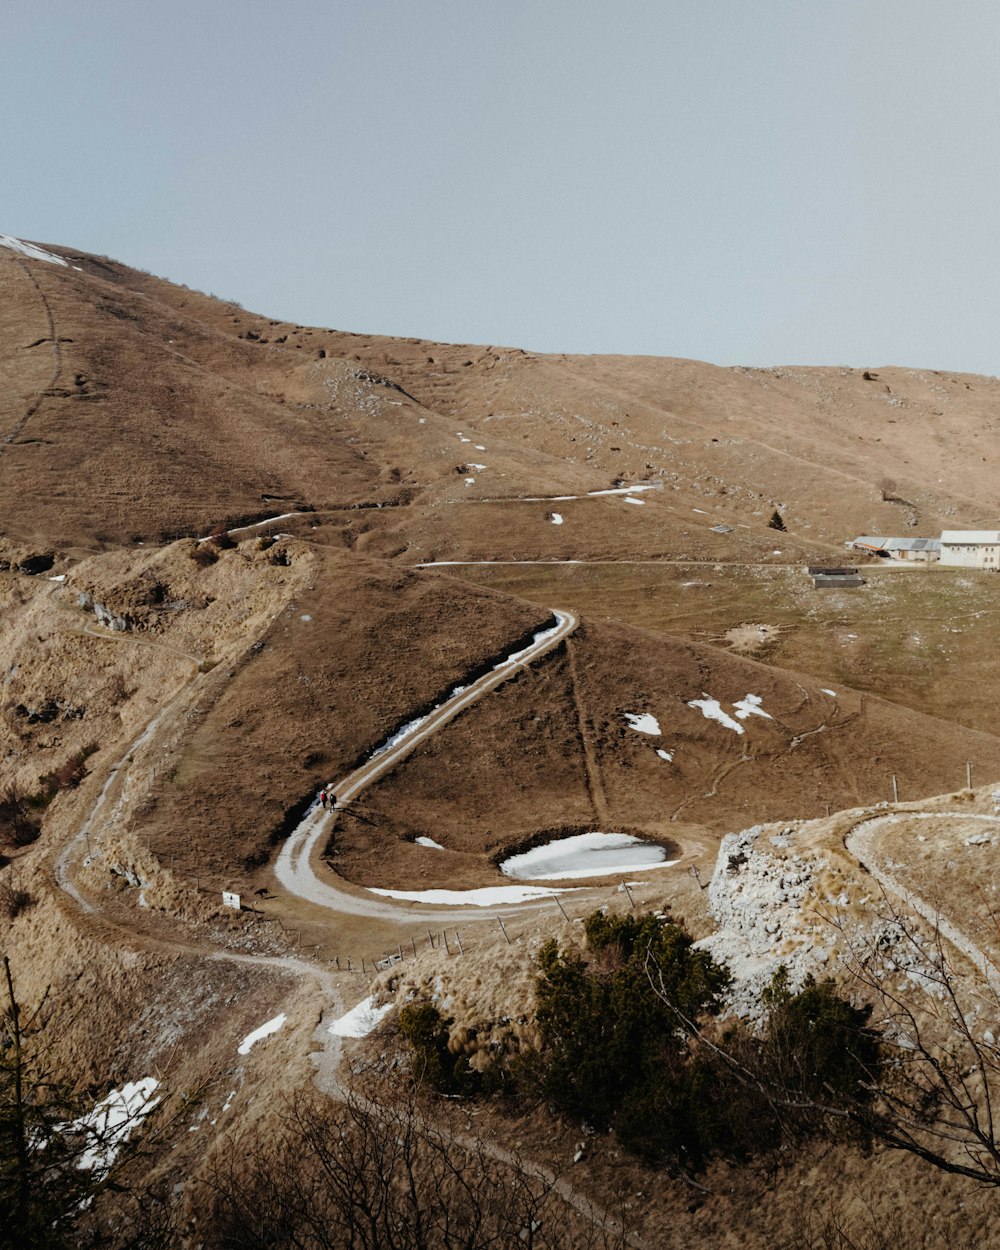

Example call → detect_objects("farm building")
807 565 865 589
939 531 1000 570
849 536 941 562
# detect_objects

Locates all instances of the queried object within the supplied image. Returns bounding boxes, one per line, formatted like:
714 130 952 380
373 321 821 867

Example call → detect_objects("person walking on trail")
319 789 328 810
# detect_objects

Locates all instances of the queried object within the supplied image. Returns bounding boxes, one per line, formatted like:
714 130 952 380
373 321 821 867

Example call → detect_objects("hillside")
5 234 1000 1248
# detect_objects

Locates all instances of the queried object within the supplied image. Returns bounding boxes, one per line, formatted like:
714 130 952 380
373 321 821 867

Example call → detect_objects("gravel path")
275 609 579 920
846 811 1000 990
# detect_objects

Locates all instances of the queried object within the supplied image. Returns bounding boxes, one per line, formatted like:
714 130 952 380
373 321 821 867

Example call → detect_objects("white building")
939 531 1000 570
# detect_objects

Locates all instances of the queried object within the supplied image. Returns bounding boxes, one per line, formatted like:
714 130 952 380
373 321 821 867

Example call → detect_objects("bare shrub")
876 477 898 502
0 871 34 919
197 1081 632 1249
188 542 218 569
208 526 236 551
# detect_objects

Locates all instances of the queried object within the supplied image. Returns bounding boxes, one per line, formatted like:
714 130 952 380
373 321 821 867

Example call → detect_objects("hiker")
328 792 338 809
319 789 328 810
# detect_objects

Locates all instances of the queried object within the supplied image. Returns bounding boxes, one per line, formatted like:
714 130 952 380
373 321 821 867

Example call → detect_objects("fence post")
497 917 511 945
455 931 464 955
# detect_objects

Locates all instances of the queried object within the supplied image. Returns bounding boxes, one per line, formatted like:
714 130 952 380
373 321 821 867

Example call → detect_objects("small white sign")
222 891 241 910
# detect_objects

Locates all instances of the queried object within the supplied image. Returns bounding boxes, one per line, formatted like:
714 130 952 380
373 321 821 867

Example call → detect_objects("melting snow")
820 688 837 697
624 497 645 506
329 996 394 1037
494 614 567 669
550 513 564 525
688 697 744 734
369 884 573 906
368 617 565 762
237 1013 286 1055
500 831 674 881
469 462 487 470
0 233 77 267
68 1079 160 1173
656 748 674 762
464 477 476 485
48 574 66 582
475 444 486 450
416 836 445 849
733 694 772 721
624 712 661 735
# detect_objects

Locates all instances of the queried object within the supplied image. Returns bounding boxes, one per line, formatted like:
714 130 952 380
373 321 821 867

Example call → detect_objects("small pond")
499 831 675 881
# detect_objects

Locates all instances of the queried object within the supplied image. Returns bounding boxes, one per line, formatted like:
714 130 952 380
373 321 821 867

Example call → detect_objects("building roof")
852 536 941 551
941 531 1000 544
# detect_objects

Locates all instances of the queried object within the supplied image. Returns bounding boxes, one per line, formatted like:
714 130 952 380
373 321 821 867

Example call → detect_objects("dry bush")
196 1081 632 1250
0 870 34 920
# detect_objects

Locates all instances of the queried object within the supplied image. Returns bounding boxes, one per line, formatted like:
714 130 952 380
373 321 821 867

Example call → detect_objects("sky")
5 0 1000 373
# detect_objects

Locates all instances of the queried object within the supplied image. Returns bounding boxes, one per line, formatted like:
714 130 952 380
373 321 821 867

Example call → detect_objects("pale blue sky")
5 1 1000 372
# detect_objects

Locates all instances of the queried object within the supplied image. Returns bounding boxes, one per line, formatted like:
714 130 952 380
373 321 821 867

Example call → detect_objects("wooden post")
622 881 635 909
361 957 366 974
443 932 451 955
335 956 340 970
891 775 898 804
427 929 436 949
553 895 569 921
411 937 417 958
398 944 404 963
967 761 973 790
498 917 511 945
825 803 830 818
455 931 464 954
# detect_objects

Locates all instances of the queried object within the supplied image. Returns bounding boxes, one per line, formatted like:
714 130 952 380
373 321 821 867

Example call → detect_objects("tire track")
3 255 62 445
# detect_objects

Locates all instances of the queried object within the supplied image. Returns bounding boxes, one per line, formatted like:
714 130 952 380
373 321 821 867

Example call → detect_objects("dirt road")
275 610 579 920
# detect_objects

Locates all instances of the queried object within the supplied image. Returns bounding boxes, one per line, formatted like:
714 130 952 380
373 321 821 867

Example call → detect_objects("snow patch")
500 831 674 881
550 513 564 525
329 996 393 1038
624 497 645 506
656 748 674 762
237 1013 286 1055
369 884 573 906
820 688 837 697
0 233 77 267
733 693 771 721
688 696 744 734
624 711 661 736
416 836 445 849
494 614 567 669
464 477 476 485
67 1079 160 1174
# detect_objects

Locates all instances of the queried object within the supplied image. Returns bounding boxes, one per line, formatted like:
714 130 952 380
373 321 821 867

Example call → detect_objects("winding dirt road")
275 609 579 920
845 811 1000 990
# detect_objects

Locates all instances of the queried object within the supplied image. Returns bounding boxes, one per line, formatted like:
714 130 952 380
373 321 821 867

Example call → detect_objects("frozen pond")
500 831 676 881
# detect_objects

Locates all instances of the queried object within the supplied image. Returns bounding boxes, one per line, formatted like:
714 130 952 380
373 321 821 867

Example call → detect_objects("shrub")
188 542 217 568
533 912 729 1139
767 509 786 531
209 526 236 550
761 966 880 1107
